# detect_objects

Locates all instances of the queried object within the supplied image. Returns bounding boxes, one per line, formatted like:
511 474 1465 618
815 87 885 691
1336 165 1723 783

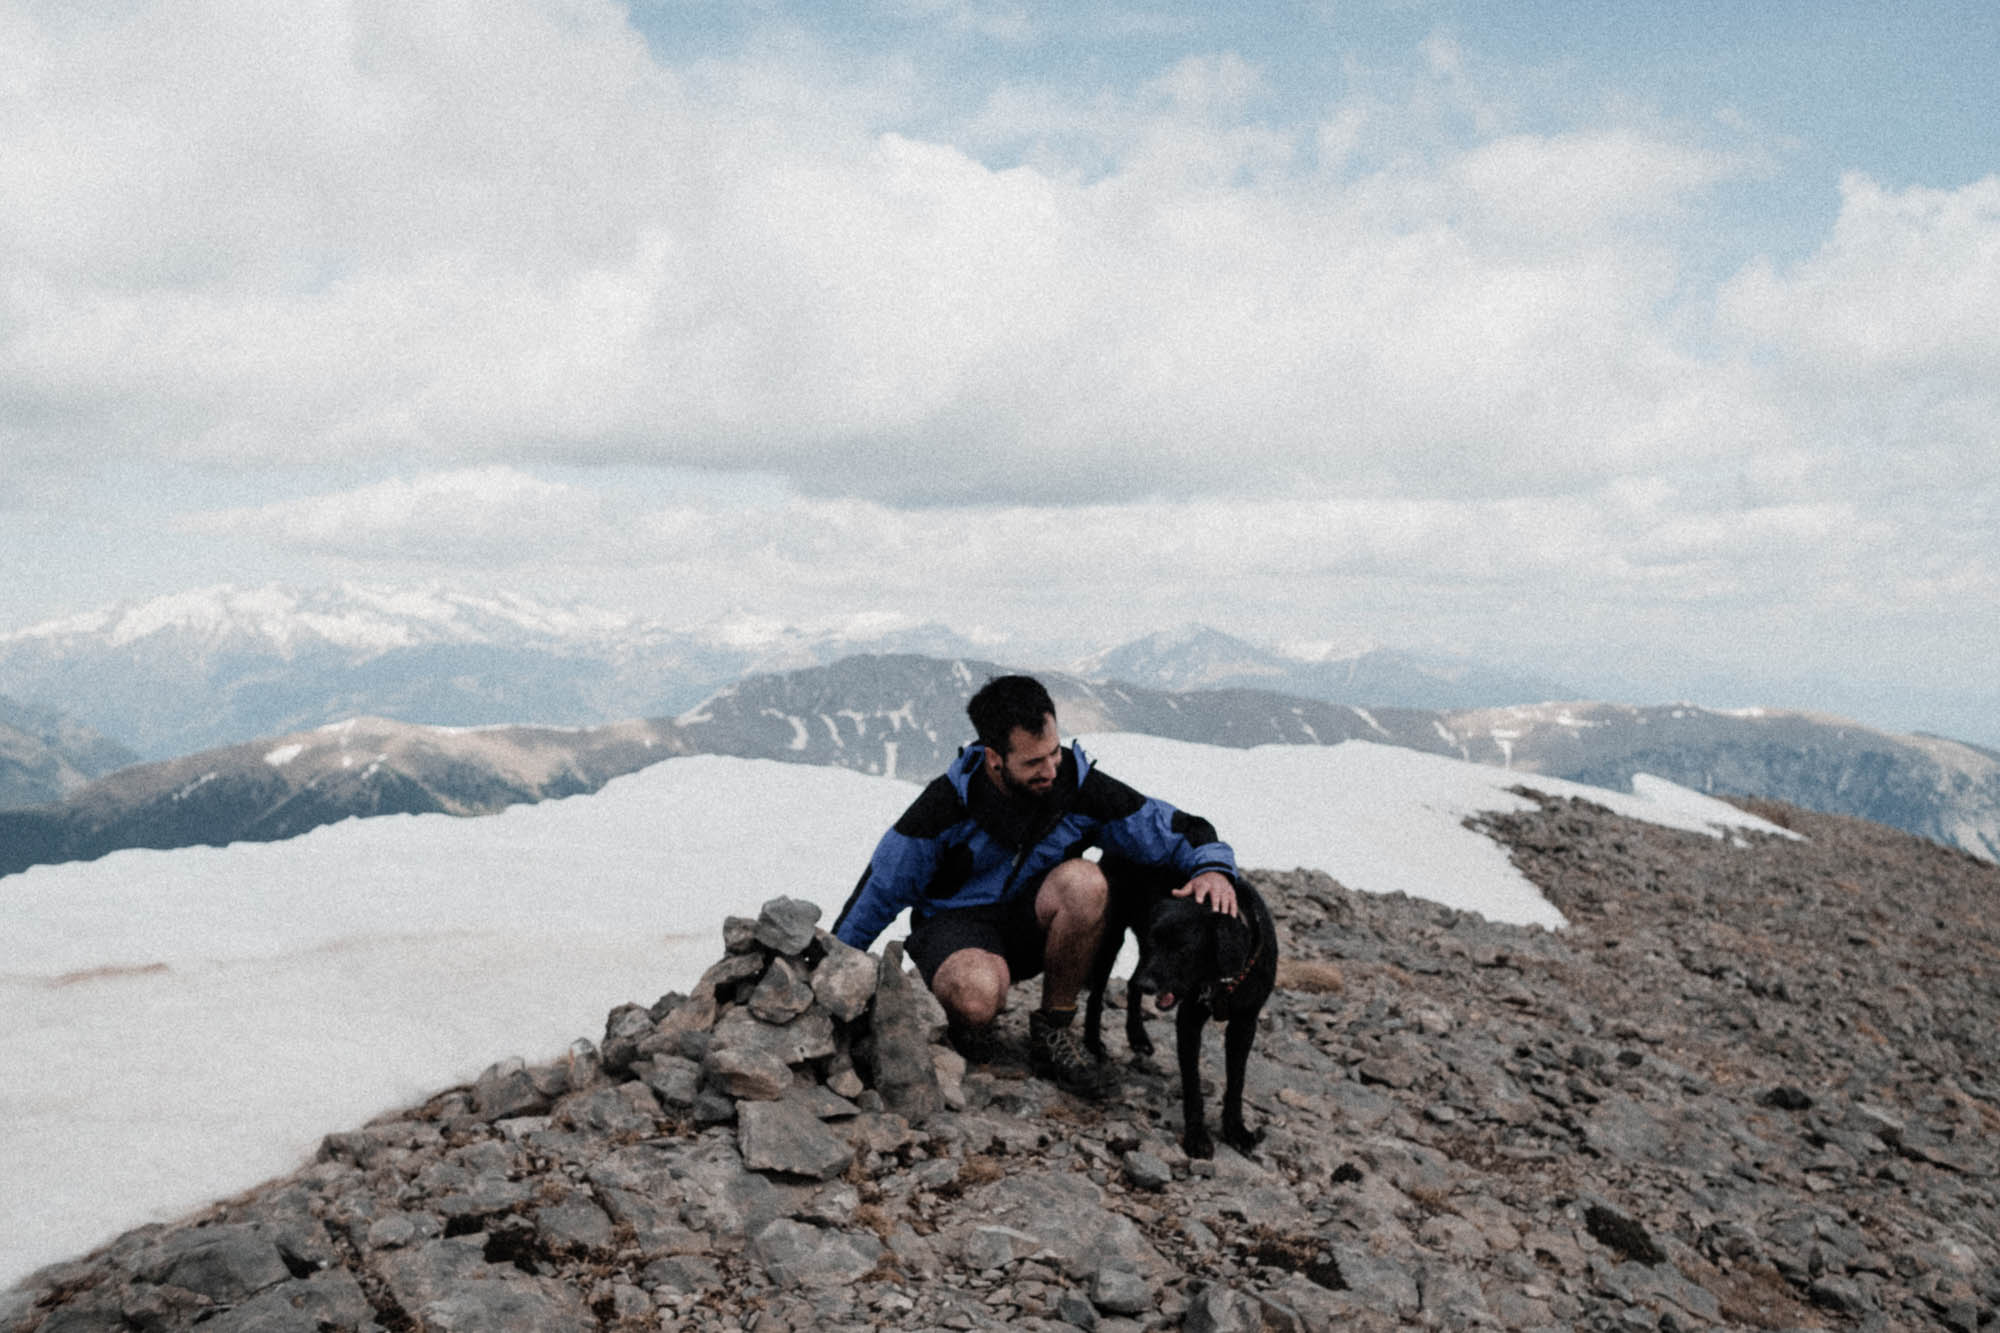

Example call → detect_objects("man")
833 674 1239 1095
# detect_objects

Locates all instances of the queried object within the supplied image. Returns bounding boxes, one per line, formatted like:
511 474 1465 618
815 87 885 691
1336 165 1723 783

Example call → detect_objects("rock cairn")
7 799 1999 1332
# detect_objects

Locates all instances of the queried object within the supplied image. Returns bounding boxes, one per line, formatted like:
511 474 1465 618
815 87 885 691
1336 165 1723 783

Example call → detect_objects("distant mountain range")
1075 623 1573 710
6 653 1995 881
0 586 1576 761
0 584 994 760
0 695 137 809
0 715 690 880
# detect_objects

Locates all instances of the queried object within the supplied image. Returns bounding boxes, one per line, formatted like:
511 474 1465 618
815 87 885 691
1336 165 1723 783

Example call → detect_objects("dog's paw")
1128 1030 1155 1059
1222 1122 1265 1155
1183 1126 1215 1160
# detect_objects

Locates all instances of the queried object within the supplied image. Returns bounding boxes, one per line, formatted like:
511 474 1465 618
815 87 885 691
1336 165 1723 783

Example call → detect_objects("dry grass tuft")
1275 958 1344 993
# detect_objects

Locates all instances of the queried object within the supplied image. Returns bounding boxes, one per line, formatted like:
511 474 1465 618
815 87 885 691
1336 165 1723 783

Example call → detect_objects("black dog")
1084 859 1278 1158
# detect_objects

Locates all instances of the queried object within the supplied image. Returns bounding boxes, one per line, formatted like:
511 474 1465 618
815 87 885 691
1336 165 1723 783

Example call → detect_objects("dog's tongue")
1155 991 1177 1011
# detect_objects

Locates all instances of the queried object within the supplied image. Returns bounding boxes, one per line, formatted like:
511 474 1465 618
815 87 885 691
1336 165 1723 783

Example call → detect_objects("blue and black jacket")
832 741 1238 950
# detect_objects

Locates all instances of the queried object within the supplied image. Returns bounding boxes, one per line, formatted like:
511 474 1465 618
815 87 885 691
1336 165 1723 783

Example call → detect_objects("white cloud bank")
3 0 1997 726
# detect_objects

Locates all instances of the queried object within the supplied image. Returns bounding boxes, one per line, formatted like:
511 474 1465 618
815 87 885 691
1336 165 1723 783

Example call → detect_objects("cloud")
2 0 1782 510
1721 172 2000 384
176 467 1986 679
179 467 613 562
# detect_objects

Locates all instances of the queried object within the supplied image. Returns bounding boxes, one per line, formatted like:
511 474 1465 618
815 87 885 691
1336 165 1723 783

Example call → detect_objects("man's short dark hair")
967 675 1057 754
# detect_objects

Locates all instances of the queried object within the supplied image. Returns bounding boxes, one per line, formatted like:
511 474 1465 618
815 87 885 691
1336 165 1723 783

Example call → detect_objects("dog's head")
1131 896 1253 1011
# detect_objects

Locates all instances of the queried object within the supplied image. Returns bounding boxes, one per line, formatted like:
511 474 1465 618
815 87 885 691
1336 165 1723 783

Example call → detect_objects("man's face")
986 716 1061 799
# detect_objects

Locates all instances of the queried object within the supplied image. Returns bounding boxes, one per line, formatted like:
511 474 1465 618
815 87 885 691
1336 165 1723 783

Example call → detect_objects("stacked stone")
590 895 963 1169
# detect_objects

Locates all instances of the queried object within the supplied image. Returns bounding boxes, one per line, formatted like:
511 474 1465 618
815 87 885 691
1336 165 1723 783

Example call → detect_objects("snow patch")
263 744 306 768
2 741 1795 1288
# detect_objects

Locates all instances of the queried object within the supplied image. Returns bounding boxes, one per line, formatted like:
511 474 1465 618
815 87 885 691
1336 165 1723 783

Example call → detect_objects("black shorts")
905 887 1046 989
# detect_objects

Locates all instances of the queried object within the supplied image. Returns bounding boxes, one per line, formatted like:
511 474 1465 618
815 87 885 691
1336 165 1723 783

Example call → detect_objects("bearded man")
833 674 1238 1095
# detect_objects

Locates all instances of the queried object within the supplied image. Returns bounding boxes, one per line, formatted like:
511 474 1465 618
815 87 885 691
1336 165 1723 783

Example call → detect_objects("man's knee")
931 949 1011 1026
1038 857 1109 926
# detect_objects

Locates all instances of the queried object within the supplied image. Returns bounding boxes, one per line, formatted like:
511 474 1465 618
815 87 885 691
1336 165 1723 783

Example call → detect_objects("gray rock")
970 1171 1169 1284
1325 1244 1419 1315
1090 1257 1153 1315
749 956 817 1023
118 1282 216 1330
698 950 768 994
136 1224 292 1303
599 1002 655 1073
963 1225 1045 1271
21 1299 129 1332
1055 1291 1100 1328
373 1236 496 1310
413 1276 597 1333
863 943 945 1120
755 896 823 956
596 1186 704 1259
562 1038 604 1092
534 1198 616 1255
433 1175 533 1223
636 1054 704 1108
197 1268 371 1333
738 1099 856 1180
1122 1151 1172 1191
642 1253 724 1293
674 1140 799 1238
723 915 760 953
710 1006 837 1066
751 1218 884 1287
810 931 879 1021
703 1045 795 1100
1182 1284 1261 1333
473 1057 553 1121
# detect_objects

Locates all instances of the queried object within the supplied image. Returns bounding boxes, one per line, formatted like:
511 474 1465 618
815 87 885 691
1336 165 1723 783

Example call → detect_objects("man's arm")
1080 768 1240 914
832 828 939 950
831 775 957 950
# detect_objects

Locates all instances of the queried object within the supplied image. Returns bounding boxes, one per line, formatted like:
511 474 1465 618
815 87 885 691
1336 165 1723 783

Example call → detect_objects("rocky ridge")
7 799 1998 1332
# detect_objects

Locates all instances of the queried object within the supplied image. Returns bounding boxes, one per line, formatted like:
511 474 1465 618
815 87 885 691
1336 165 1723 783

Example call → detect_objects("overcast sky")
4 0 1996 739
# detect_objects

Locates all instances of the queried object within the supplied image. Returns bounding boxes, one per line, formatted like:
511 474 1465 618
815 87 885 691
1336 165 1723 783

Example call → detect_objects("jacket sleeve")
1083 768 1239 884
832 777 955 950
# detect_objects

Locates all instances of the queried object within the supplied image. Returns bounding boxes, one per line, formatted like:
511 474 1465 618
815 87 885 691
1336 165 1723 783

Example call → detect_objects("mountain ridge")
0 586 1567 759
6 654 1997 882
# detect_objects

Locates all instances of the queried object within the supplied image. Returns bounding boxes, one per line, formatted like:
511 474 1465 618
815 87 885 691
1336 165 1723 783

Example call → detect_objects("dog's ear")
1213 912 1250 979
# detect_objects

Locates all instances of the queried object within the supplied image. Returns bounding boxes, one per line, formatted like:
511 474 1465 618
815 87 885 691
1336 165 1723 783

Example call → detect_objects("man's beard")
996 766 1054 803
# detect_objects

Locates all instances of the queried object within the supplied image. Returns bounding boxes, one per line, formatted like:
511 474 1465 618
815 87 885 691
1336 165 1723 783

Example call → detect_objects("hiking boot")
1029 1008 1106 1098
947 1019 1000 1065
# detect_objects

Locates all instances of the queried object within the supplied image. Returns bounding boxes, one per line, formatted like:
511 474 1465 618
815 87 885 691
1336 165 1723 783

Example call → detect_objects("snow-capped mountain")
0 714 690 879
1076 623 1574 711
0 584 987 759
0 695 137 809
11 656 1999 882
1433 700 2000 861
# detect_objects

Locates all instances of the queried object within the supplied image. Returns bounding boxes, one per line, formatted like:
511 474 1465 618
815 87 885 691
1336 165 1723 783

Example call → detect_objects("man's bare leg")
1027 858 1110 1094
1035 857 1110 1011
930 948 1011 1028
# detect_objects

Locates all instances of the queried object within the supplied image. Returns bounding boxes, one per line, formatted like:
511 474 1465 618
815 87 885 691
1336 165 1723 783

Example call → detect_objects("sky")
0 736 1789 1287
3 0 1998 739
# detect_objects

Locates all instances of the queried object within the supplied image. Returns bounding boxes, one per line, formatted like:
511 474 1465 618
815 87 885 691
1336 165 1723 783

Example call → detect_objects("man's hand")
1174 870 1238 918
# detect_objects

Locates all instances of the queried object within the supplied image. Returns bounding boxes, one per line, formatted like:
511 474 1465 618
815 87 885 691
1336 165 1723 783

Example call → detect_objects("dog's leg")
1124 933 1155 1059
1175 1002 1213 1159
1220 1012 1263 1153
1082 906 1122 1061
